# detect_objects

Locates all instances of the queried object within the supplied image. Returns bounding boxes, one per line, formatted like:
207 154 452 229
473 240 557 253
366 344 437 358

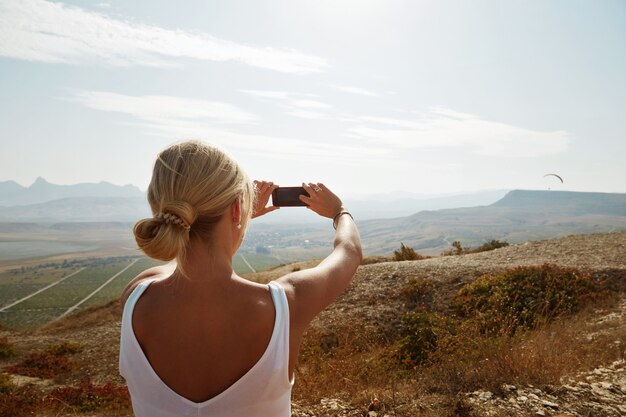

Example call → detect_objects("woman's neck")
168 214 245 289
174 237 237 286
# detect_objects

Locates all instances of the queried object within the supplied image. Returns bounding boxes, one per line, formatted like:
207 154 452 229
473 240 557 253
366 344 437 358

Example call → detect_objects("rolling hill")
353 189 626 254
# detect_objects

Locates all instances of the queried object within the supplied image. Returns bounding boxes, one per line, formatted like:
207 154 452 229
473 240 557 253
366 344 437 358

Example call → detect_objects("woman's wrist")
332 206 346 218
332 209 353 230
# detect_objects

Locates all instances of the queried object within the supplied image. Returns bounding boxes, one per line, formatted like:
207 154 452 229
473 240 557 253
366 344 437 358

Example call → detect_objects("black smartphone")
271 187 310 207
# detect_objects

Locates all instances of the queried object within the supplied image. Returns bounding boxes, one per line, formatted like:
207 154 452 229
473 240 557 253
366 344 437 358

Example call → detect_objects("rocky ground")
465 358 626 417
1 231 625 416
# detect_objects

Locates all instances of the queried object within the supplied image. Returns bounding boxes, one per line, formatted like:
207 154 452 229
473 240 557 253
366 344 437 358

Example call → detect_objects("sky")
0 0 625 198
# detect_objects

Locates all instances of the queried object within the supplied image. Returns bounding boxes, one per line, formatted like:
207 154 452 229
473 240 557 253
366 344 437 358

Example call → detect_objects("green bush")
398 310 442 367
471 240 509 253
393 243 426 261
452 264 602 335
400 277 434 309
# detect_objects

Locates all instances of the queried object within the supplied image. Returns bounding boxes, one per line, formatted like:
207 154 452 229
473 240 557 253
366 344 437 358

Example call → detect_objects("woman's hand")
252 180 280 219
299 182 343 219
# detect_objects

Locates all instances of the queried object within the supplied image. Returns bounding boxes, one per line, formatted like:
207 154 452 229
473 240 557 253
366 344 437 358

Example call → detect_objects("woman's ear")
231 196 242 225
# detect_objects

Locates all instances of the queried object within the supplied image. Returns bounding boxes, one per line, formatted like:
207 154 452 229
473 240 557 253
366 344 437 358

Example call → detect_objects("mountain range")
1 179 625 258
0 178 509 222
0 177 144 206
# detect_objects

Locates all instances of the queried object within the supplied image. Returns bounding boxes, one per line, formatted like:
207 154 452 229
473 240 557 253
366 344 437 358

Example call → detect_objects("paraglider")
543 173 563 183
543 173 563 190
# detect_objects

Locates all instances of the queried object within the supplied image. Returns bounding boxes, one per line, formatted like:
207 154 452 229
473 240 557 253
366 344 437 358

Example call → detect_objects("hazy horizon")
1 0 625 197
2 175 512 198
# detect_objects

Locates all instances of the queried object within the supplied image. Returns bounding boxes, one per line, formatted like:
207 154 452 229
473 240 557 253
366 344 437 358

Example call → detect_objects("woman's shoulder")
119 262 176 308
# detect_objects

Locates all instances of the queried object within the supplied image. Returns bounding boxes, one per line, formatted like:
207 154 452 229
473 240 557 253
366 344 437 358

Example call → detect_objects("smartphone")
271 187 310 207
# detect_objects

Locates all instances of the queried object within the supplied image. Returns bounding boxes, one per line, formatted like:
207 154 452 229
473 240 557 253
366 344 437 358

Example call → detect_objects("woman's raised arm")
275 182 362 329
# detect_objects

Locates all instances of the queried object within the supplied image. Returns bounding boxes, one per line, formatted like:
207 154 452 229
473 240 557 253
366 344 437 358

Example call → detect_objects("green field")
0 252 285 329
0 257 148 329
80 257 162 308
0 266 79 306
233 251 284 274
11 261 129 311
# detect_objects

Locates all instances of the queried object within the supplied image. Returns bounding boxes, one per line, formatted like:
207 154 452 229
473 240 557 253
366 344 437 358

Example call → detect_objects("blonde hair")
134 140 255 267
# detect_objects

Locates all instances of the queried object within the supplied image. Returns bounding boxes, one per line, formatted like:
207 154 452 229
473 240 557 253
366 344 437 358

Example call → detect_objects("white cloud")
0 0 328 73
348 107 571 157
239 90 319 100
68 90 386 162
241 89 335 119
329 84 379 97
285 110 330 120
290 99 333 109
69 91 259 124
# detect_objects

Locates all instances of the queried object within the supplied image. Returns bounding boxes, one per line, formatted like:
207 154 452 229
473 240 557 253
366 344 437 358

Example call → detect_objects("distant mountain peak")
32 176 50 186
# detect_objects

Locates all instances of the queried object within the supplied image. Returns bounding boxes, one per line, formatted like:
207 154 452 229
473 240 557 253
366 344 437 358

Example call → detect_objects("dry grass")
44 378 131 414
291 296 625 415
294 317 408 413
420 296 626 395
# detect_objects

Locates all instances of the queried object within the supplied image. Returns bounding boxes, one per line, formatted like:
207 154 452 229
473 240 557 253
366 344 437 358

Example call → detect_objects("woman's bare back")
131 277 277 403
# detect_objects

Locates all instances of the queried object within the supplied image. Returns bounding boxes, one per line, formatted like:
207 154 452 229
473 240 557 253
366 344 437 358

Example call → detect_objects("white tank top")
119 280 294 417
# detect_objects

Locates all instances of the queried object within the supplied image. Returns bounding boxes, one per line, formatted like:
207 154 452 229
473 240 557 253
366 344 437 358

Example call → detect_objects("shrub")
361 256 392 265
45 341 82 356
452 264 603 335
442 240 470 256
398 310 443 368
4 341 82 379
400 277 434 309
45 378 131 412
0 374 13 394
393 243 426 261
0 376 39 417
4 351 74 379
0 338 16 360
471 239 509 253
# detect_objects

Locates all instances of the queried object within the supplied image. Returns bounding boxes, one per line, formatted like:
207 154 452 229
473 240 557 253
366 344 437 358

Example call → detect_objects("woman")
119 140 362 417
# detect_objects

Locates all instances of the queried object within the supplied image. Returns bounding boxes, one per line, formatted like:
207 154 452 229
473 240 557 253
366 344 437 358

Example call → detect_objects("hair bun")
133 199 196 262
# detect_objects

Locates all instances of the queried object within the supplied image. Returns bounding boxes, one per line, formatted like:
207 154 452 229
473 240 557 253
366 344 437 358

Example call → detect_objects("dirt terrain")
1 231 625 416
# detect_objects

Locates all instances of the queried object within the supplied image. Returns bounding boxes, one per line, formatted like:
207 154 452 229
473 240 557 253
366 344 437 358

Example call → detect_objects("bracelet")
332 211 354 230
